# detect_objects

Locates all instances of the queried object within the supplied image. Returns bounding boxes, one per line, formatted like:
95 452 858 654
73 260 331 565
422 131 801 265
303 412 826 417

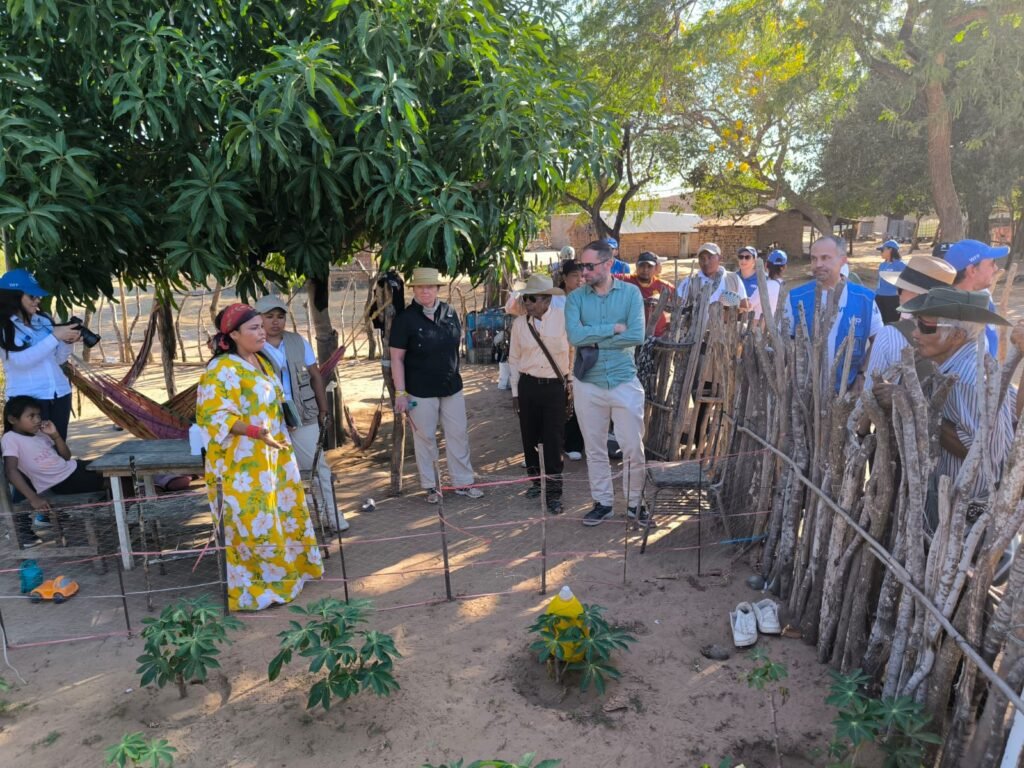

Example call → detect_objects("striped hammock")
66 344 347 441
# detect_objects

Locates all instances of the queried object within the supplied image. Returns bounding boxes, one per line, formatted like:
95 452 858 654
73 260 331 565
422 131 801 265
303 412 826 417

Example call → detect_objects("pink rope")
8 631 129 649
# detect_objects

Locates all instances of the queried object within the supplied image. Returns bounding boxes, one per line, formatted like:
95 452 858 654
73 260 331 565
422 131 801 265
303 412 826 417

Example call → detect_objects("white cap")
559 585 574 600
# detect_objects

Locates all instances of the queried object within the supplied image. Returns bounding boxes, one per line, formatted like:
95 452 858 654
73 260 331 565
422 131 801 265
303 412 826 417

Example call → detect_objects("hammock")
119 311 159 388
67 344 349 441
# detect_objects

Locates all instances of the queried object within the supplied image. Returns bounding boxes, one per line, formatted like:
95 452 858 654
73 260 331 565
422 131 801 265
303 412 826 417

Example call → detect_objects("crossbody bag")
524 318 573 419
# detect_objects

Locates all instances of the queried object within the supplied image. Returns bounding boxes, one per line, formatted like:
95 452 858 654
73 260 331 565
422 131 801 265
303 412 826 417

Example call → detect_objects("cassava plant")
136 595 243 699
527 603 636 694
268 597 400 711
825 669 940 767
746 649 789 768
423 755 560 768
104 732 176 768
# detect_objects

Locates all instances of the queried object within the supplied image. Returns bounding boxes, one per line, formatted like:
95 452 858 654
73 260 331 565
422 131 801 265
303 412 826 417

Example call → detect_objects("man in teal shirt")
566 240 648 526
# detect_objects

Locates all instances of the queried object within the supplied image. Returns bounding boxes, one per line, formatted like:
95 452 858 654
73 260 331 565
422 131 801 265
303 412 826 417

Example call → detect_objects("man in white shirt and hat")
508 274 570 515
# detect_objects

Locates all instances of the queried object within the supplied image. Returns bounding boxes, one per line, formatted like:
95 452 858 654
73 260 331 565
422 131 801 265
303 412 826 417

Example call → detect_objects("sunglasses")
580 259 609 271
737 253 755 260
523 295 548 303
916 318 954 335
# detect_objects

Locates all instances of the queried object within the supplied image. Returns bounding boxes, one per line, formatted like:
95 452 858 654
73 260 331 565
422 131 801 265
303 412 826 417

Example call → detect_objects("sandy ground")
0 241 1019 768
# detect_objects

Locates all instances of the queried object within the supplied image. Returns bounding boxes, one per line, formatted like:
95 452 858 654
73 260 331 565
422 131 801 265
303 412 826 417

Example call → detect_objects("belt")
521 373 562 385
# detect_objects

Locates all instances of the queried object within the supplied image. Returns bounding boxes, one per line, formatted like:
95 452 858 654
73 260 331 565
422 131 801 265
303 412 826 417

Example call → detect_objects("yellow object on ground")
546 586 586 662
30 575 79 603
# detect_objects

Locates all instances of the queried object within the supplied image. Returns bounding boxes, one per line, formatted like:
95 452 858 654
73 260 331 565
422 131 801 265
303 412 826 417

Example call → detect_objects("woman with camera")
0 269 80 440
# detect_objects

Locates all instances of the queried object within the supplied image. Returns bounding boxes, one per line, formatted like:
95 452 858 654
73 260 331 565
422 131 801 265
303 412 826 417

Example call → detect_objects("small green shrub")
826 668 941 767
423 754 560 768
104 732 176 768
746 649 789 768
527 603 636 694
136 595 243 698
268 597 400 711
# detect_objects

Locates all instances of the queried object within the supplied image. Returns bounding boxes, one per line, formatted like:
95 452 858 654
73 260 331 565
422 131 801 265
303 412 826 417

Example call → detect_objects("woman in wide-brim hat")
389 267 483 503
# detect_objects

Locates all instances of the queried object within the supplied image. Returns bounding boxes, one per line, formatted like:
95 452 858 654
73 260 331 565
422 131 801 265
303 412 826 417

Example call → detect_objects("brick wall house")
696 210 806 259
550 211 700 262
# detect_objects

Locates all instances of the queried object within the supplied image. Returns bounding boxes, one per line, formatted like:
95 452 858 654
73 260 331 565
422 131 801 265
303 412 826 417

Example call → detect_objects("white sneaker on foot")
730 602 758 648
454 486 484 499
752 599 781 634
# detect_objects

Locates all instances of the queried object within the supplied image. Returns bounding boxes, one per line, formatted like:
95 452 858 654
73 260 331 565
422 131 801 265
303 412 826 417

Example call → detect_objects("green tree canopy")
0 0 598 308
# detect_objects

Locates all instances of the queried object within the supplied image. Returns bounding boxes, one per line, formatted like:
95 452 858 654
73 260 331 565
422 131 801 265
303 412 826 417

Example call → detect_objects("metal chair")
639 459 708 575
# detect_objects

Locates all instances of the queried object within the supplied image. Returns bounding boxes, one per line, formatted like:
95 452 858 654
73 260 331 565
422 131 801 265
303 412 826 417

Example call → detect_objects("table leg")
143 476 157 501
110 476 133 570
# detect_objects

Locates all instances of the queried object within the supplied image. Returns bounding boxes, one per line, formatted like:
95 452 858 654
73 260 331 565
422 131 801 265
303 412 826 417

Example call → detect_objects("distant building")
549 211 701 261
695 210 805 259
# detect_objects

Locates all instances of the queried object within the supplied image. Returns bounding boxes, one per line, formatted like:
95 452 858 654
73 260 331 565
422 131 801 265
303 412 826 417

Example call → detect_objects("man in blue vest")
784 235 884 392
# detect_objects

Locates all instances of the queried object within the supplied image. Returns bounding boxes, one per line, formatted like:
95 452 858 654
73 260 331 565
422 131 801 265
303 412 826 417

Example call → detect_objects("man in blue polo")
785 235 884 392
566 240 647 526
944 238 1008 356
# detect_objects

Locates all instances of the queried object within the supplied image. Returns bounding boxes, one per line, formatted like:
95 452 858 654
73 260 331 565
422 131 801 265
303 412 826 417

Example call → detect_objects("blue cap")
944 239 1009 272
0 269 49 297
603 237 619 249
766 249 788 266
737 245 758 258
877 239 900 252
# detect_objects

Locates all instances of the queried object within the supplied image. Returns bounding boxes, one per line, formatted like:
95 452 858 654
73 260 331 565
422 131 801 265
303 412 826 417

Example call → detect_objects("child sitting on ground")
2 395 106 548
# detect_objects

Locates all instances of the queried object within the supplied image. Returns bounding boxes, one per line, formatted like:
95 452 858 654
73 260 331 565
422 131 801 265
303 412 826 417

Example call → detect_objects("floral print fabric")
197 354 323 611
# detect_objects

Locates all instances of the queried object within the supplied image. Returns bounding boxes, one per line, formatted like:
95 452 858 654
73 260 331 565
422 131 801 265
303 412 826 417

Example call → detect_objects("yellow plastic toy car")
30 575 79 604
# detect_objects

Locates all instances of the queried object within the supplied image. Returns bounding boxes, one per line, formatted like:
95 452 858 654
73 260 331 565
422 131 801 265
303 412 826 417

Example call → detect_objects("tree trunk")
965 195 995 242
306 276 339 363
924 58 965 241
208 281 222 326
156 299 177 398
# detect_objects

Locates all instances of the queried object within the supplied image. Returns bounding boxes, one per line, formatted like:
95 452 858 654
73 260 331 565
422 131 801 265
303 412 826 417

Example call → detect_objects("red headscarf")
215 303 258 351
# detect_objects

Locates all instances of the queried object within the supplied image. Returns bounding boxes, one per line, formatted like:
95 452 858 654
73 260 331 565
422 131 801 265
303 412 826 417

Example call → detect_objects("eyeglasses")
916 318 954 335
580 259 610 271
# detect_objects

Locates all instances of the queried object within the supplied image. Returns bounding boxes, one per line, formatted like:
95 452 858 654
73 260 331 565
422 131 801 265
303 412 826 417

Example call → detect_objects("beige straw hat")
407 267 444 287
881 255 956 295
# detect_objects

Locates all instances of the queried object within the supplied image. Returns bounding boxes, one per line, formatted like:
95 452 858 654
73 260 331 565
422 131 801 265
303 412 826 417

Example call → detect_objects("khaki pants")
573 378 646 507
289 421 342 526
407 390 476 490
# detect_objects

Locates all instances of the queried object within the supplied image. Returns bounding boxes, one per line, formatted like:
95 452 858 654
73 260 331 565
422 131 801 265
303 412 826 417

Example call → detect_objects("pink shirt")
1 431 77 493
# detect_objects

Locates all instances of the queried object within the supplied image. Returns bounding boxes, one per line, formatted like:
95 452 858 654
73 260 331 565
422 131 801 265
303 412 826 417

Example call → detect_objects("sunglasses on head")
580 259 609 271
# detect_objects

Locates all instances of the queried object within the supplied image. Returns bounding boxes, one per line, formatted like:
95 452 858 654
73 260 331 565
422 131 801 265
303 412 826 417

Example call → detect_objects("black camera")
65 316 101 348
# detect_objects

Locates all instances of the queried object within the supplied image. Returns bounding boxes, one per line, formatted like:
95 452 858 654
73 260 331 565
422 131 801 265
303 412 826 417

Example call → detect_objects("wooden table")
88 440 204 569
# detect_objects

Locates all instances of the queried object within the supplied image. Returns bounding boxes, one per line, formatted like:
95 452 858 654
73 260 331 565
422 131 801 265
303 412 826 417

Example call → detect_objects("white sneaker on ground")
565 451 583 461
730 602 758 648
425 488 441 504
454 486 484 499
752 599 781 634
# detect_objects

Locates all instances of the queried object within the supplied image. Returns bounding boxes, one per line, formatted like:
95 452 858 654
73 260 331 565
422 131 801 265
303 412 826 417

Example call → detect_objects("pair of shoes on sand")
730 599 781 647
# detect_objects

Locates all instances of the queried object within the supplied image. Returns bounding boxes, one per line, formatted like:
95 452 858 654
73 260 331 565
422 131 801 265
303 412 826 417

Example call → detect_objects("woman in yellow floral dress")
197 303 323 611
